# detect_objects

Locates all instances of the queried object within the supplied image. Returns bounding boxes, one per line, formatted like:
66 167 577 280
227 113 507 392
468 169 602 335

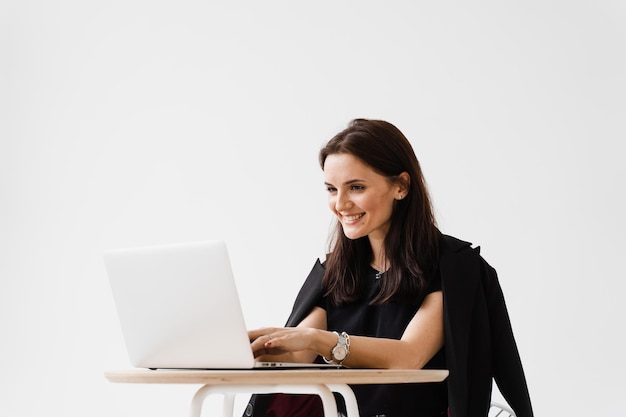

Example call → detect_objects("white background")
1 1 625 416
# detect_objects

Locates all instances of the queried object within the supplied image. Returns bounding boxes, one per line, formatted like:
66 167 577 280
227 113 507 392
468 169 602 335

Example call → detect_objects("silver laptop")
104 240 336 369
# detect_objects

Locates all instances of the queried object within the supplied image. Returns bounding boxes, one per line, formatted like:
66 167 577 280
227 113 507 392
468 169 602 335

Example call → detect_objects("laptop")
104 240 337 370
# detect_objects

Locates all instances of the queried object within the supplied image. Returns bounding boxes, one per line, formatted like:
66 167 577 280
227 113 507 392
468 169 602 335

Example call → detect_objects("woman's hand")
249 327 317 358
248 306 328 363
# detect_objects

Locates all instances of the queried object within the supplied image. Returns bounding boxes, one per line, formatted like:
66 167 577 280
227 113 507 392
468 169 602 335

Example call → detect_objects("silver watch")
324 331 350 365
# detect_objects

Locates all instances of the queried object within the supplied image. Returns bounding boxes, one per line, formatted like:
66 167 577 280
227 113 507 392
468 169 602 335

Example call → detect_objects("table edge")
104 368 449 385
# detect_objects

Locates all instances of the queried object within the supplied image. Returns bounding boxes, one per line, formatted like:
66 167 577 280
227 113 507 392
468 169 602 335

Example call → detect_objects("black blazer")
244 234 534 417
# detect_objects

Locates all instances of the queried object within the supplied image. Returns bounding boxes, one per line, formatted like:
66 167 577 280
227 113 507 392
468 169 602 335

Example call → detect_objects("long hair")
319 119 440 305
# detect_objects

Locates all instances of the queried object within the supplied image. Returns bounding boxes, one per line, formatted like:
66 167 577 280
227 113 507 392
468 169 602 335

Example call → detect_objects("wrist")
309 328 335 354
322 331 350 365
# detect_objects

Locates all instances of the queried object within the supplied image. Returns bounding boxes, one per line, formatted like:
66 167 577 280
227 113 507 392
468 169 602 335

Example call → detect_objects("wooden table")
105 368 449 417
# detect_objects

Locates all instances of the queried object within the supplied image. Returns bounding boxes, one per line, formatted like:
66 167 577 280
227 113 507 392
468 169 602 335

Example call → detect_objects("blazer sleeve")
482 260 534 417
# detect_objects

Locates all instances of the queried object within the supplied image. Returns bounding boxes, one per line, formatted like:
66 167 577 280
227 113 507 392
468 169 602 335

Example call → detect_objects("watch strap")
322 331 350 365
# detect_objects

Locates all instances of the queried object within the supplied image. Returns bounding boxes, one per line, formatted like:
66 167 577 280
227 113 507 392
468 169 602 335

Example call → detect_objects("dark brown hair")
319 119 439 305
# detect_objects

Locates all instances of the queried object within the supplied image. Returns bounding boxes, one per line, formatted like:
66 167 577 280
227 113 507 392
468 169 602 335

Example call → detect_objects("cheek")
372 197 396 218
327 197 337 212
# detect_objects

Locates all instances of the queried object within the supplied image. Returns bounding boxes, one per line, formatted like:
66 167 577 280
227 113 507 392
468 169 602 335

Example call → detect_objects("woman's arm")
342 291 444 369
250 291 444 369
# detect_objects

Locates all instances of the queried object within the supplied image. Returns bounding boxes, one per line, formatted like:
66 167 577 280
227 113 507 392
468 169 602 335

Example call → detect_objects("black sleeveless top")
317 266 447 417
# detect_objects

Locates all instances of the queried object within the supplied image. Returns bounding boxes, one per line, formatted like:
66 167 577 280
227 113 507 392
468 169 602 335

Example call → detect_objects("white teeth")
344 213 364 221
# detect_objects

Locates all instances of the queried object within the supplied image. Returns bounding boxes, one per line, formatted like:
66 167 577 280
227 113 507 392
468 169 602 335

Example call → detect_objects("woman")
248 119 533 417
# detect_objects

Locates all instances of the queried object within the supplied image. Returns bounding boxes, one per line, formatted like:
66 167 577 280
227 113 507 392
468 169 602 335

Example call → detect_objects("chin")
341 229 367 240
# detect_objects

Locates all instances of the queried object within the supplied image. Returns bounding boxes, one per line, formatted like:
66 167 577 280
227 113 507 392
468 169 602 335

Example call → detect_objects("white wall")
1 1 625 415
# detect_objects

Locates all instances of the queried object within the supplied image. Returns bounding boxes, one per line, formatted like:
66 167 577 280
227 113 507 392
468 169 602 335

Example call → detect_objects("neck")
369 240 388 272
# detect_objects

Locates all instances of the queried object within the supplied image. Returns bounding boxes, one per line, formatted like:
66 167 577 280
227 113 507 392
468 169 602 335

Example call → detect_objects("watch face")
333 346 348 361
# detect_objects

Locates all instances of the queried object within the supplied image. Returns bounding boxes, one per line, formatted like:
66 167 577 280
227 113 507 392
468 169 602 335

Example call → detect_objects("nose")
334 190 352 211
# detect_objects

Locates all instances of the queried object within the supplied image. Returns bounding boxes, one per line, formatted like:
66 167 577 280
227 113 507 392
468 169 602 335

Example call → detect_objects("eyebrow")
324 179 366 187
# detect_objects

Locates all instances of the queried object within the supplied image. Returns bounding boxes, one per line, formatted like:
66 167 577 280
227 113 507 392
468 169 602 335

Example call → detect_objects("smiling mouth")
343 213 365 222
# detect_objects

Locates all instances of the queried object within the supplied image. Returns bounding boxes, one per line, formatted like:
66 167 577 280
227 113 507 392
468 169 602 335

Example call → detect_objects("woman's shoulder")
439 233 474 255
438 233 492 273
438 233 500 286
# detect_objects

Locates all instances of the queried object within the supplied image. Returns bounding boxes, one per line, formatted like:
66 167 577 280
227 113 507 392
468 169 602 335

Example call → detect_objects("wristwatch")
324 331 350 365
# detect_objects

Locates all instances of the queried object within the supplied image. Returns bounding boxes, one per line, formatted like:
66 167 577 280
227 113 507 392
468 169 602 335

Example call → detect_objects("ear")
395 172 411 198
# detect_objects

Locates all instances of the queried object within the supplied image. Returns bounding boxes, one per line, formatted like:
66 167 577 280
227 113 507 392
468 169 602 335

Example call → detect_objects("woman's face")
323 153 404 243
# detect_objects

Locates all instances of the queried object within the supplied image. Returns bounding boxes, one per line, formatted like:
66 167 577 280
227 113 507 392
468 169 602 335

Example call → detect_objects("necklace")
371 263 387 280
371 258 388 280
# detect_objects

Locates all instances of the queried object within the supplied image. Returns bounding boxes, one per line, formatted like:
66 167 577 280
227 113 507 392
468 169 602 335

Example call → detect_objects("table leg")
327 384 360 417
191 385 237 417
189 384 339 417
223 393 236 417
190 384 212 417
